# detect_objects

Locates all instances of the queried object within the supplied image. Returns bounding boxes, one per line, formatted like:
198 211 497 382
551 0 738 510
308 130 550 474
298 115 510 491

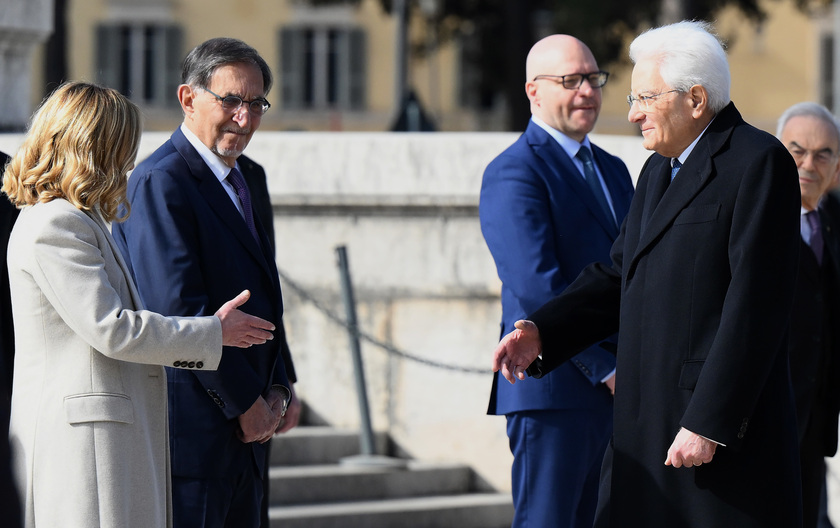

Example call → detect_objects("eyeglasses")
627 89 682 109
533 71 609 90
204 87 271 115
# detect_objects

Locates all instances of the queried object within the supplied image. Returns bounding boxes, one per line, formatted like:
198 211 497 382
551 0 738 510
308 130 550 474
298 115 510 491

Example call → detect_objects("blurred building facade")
1 0 53 131
18 0 840 134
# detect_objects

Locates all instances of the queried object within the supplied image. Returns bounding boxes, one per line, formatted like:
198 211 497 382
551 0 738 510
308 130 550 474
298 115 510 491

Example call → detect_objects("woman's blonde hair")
2 81 141 222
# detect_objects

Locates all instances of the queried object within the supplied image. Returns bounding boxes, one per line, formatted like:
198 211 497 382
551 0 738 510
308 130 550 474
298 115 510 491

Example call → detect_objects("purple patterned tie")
227 167 260 245
807 210 824 265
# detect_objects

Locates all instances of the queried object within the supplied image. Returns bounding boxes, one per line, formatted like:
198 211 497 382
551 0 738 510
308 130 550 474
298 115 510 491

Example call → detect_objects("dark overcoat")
528 103 803 528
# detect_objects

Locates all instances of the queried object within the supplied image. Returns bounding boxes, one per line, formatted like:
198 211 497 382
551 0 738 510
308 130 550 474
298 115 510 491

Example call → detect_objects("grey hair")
776 102 840 148
181 37 273 95
629 20 730 113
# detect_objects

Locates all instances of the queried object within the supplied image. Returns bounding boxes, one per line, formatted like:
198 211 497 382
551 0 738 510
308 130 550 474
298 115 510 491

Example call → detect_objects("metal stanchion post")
335 245 406 468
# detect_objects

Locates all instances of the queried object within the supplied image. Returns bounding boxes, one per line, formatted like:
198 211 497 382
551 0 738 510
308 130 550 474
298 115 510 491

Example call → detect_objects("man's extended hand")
665 427 717 468
215 290 276 348
491 320 542 384
237 396 280 444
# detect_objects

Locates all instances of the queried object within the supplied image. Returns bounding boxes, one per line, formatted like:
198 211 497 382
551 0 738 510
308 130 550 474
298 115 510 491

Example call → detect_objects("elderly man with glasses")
480 34 634 528
493 21 803 528
777 102 840 528
113 38 299 528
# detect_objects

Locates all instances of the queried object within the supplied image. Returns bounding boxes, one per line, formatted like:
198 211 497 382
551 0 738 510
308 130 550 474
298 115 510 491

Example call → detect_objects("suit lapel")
639 156 671 230
171 130 274 278
528 123 619 238
595 146 632 222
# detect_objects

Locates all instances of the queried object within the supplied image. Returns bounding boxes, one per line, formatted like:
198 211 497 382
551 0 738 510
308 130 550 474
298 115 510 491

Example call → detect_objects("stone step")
271 426 390 466
269 460 473 505
268 493 514 528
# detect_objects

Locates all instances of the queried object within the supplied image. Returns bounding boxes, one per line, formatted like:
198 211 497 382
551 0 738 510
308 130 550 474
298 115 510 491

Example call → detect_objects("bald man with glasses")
480 34 634 528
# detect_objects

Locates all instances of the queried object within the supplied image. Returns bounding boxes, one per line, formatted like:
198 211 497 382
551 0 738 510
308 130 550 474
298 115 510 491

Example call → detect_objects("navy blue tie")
227 167 261 245
671 159 681 180
576 147 616 230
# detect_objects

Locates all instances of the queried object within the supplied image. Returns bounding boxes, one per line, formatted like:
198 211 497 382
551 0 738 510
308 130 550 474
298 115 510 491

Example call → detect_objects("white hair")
776 101 840 149
629 20 731 113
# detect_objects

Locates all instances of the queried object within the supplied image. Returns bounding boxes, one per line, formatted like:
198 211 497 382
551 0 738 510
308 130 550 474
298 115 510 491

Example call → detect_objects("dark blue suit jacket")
480 121 633 415
112 128 292 479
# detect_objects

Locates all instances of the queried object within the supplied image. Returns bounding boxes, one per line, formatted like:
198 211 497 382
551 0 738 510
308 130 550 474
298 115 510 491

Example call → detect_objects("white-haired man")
492 21 802 528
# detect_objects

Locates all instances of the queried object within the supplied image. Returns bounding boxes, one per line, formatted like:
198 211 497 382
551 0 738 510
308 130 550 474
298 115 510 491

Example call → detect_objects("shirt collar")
801 199 825 215
180 123 239 183
674 116 716 166
531 115 592 160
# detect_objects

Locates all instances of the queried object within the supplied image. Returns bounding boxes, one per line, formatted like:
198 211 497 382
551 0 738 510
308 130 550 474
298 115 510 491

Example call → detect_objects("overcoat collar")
629 102 742 270
88 207 145 311
526 121 620 238
170 128 275 278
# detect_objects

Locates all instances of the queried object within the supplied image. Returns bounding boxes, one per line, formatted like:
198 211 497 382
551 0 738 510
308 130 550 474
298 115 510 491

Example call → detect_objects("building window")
280 26 366 110
96 24 182 108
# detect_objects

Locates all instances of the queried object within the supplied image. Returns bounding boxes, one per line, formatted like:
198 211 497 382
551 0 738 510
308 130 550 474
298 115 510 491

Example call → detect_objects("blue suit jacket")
112 128 292 479
480 121 634 415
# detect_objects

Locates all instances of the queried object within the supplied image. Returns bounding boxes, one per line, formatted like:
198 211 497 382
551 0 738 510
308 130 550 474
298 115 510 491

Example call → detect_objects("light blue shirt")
672 118 715 173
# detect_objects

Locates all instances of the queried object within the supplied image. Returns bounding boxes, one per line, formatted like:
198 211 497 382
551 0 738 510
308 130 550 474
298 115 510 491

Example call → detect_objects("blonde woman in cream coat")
2 82 277 528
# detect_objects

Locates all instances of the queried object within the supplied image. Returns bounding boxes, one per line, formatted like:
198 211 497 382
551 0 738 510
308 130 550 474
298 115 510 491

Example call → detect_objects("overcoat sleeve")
480 149 617 383
678 142 800 446
22 205 222 368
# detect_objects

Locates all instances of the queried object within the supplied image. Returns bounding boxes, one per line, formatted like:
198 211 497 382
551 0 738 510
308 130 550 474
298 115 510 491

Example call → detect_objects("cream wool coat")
7 199 223 528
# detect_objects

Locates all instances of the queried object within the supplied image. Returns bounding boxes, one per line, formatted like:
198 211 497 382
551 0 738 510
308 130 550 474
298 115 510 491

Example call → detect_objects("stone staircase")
267 412 514 528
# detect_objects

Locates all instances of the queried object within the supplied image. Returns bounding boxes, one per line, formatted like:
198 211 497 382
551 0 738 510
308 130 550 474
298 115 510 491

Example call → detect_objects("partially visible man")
1 150 17 392
113 38 300 528
777 102 840 528
480 35 633 528
0 149 21 528
492 21 802 528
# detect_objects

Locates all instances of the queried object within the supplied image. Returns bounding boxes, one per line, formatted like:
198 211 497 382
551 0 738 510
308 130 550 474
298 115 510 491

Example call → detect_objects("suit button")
187 361 196 368
173 361 181 367
737 432 745 439
196 361 204 369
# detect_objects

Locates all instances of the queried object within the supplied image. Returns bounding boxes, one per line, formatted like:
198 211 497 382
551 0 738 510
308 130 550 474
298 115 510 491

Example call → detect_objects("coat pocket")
677 359 705 389
64 392 135 425
673 204 720 225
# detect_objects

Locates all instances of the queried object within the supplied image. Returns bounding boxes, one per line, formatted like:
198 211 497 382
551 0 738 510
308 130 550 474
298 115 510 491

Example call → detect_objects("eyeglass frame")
203 87 271 116
626 89 682 109
532 71 610 90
